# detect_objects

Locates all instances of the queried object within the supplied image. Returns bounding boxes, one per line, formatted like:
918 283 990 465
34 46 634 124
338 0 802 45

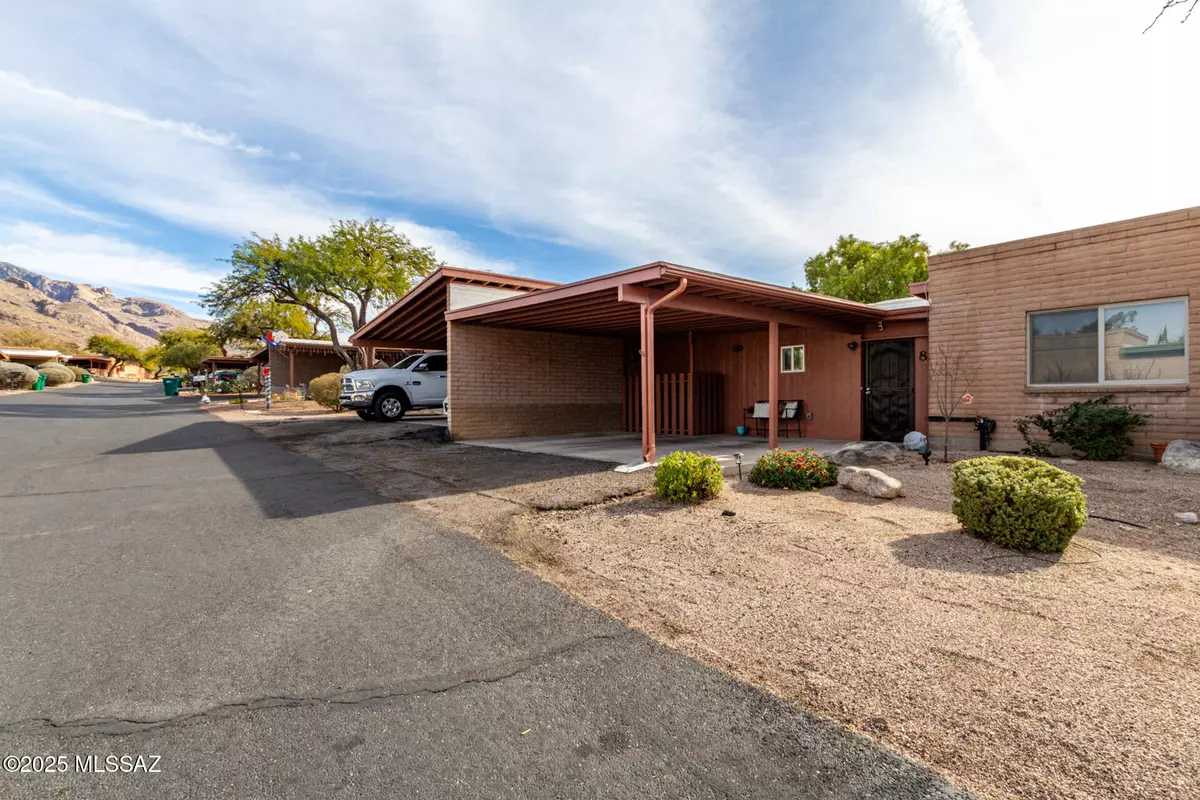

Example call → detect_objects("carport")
445 262 909 463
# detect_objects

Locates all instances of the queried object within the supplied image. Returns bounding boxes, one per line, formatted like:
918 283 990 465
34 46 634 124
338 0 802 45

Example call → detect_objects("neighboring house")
65 355 116 373
0 347 67 367
926 206 1197 455
354 262 929 460
200 355 256 377
249 338 418 394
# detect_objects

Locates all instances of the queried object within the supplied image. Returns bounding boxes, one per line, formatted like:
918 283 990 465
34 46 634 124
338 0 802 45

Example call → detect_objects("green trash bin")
162 377 181 397
81 373 92 384
32 374 47 391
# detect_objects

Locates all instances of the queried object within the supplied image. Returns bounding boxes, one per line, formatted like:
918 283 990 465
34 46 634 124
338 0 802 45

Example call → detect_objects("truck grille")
341 377 354 394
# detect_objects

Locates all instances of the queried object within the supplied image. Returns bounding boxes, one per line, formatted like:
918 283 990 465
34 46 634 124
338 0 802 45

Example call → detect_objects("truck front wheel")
356 408 377 421
373 391 408 422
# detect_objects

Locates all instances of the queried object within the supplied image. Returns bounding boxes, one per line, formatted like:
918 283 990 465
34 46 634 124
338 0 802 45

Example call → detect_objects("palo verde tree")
153 328 221 374
202 219 440 368
85 334 142 376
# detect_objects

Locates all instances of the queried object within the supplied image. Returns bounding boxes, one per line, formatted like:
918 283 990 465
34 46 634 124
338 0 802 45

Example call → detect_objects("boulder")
1162 440 1200 474
1174 512 1198 525
830 440 903 466
836 466 905 499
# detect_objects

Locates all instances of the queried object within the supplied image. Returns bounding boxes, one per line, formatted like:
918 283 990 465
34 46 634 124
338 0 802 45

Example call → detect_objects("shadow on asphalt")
105 420 394 520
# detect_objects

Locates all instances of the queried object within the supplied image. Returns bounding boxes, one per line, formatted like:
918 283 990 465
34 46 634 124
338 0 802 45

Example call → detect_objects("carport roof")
350 267 558 348
444 261 891 335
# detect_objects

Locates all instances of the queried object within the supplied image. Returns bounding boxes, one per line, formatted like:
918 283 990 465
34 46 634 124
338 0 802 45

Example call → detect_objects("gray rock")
1162 440 1200 474
836 466 905 499
830 440 903 466
1175 512 1199 525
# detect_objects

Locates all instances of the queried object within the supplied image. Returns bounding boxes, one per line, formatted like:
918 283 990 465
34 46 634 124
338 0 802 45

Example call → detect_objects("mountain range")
0 263 206 351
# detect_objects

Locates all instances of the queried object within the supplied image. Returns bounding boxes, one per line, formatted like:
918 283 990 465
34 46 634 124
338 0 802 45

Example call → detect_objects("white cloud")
0 179 128 227
0 222 220 295
0 0 1197 295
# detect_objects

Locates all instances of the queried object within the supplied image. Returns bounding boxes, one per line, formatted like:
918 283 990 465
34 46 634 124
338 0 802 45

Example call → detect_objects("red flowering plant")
748 448 838 491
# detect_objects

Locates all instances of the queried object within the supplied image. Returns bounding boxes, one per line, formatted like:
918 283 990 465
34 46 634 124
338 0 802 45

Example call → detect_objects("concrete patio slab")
459 432 848 473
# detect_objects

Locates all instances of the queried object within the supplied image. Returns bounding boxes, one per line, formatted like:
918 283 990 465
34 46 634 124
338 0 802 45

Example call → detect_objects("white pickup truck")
338 352 448 422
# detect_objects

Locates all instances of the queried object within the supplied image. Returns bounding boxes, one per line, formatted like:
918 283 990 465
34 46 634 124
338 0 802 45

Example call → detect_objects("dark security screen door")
863 339 915 442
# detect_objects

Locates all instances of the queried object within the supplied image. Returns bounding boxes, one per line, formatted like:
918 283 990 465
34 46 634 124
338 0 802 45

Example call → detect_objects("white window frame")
1026 296 1189 388
780 344 806 374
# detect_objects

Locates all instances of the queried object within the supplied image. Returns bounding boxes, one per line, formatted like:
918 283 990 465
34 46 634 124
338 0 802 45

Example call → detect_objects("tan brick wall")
927 206 1200 455
447 322 624 440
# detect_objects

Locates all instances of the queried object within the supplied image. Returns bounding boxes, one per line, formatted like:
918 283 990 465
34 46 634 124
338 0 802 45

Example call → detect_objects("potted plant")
1151 442 1168 463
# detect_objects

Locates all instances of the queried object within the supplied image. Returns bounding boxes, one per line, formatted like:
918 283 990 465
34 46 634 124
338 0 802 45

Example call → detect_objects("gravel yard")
239 417 1200 800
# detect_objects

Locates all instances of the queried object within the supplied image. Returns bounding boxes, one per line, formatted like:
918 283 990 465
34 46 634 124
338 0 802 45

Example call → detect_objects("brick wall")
927 206 1200 455
447 322 624 440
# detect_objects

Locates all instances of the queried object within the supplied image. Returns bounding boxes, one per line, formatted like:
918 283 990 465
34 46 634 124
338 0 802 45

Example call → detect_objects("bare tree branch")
929 344 981 463
1144 0 1199 33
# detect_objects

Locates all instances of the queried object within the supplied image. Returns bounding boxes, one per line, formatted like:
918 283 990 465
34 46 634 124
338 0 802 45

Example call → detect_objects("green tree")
207 299 320 353
85 335 142 377
161 339 220 373
140 345 166 378
802 234 967 304
201 219 439 367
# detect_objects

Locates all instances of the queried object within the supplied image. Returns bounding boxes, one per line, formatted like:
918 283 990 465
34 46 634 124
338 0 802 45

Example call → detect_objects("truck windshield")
391 355 423 369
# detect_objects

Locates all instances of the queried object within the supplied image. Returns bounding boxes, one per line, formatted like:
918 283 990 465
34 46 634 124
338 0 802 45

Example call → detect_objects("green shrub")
951 456 1086 552
654 451 723 503
0 362 39 389
1015 396 1147 460
238 367 262 388
749 448 838 491
67 365 86 381
308 372 343 410
37 362 75 386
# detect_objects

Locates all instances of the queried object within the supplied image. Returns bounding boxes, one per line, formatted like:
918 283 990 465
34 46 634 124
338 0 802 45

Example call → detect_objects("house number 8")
919 350 928 361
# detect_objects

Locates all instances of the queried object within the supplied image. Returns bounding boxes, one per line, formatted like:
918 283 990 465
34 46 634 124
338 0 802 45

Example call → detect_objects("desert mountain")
0 262 206 351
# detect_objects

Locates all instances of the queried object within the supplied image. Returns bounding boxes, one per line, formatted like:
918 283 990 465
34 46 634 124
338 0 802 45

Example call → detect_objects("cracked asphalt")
0 382 973 799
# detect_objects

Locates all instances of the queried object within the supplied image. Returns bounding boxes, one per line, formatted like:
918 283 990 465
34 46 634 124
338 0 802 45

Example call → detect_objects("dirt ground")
204 396 447 422
237 416 1200 800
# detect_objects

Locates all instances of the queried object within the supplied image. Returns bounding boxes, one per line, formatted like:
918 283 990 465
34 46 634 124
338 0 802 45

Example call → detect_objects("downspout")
642 278 688 462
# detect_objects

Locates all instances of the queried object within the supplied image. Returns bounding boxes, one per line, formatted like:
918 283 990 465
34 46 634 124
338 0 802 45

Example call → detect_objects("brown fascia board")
929 205 1200 269
447 261 885 324
350 266 559 343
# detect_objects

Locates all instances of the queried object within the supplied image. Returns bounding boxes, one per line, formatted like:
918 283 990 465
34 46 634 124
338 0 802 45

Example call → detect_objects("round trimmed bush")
308 372 342 410
951 456 1087 553
37 362 76 386
238 367 262 388
654 450 723 503
1 362 39 389
749 448 838 491
67 365 86 381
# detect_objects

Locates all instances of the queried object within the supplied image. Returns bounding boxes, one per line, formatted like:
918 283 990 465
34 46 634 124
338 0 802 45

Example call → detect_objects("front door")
863 339 915 442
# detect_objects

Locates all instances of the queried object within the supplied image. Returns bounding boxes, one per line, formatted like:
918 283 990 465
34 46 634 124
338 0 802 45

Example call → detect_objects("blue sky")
1 0 1198 317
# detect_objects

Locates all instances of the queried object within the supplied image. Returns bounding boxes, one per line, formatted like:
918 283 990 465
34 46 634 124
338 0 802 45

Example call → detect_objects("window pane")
1029 309 1098 385
781 347 793 372
1104 300 1187 382
795 346 805 372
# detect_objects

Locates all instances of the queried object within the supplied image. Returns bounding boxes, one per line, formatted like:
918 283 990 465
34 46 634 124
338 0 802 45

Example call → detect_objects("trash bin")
32 374 47 391
162 377 181 397
81 373 92 384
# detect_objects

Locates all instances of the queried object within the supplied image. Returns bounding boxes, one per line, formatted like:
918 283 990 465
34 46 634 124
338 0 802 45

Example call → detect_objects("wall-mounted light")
877 321 884 332
847 341 858 352
732 344 744 352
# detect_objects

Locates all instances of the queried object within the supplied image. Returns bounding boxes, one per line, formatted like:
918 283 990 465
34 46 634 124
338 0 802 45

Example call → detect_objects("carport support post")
768 320 779 451
641 303 656 463
288 349 295 391
362 346 375 368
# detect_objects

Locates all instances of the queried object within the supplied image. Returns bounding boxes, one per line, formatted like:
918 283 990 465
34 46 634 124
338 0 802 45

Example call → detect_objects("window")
420 355 448 372
780 345 805 373
1028 298 1187 386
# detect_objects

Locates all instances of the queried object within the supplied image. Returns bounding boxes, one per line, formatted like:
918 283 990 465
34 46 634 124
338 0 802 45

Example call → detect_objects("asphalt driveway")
0 381 971 799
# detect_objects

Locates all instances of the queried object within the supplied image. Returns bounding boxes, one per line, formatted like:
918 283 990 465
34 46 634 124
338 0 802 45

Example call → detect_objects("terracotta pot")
1151 442 1168 463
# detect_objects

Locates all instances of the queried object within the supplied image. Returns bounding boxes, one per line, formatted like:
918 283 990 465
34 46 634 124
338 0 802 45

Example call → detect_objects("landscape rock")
1175 512 1199 525
836 466 905 499
1162 440 1200 474
902 431 928 451
830 440 903 466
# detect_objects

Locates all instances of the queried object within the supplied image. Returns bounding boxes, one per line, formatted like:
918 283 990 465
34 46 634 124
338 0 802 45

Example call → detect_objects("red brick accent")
447 322 623 440
927 206 1200 455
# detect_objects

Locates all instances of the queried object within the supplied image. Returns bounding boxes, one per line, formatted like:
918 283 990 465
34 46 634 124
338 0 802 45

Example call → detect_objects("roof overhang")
201 356 256 368
444 262 887 336
350 267 558 349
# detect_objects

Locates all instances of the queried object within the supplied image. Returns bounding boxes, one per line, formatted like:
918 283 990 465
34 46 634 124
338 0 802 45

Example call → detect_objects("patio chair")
742 401 771 436
779 400 803 438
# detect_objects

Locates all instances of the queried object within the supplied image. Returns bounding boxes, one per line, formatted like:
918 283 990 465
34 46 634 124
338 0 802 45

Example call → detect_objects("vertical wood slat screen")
622 373 722 435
